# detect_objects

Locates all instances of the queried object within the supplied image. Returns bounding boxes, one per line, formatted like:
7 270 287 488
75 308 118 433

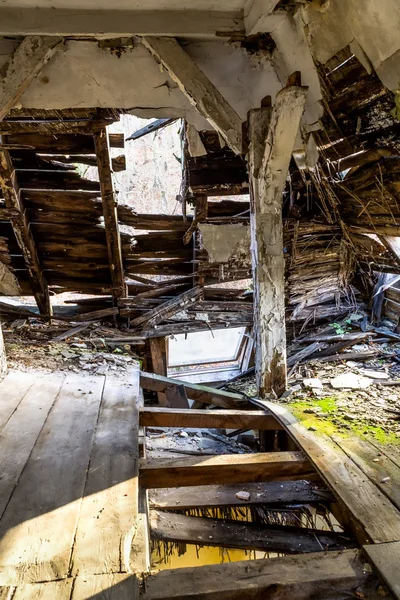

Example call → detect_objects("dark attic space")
0 1 399 599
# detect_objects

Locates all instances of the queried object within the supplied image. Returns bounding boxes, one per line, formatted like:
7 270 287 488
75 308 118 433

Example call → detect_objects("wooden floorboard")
0 374 105 585
265 401 400 545
71 372 140 577
140 451 315 488
0 373 64 519
139 407 282 430
364 541 400 600
140 549 376 600
333 435 400 511
149 480 333 510
0 371 37 433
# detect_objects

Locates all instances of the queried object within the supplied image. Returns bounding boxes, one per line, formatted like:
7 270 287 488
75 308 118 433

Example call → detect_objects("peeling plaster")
199 223 251 264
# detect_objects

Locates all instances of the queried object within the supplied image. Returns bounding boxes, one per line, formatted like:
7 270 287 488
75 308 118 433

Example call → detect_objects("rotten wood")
94 128 126 301
130 286 203 331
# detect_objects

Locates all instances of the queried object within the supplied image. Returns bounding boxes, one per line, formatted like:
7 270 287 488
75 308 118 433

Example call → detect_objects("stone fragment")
330 373 372 390
235 491 251 501
303 378 323 389
359 370 388 380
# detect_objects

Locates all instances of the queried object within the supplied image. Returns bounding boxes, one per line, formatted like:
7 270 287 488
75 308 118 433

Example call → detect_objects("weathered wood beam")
363 542 400 600
150 510 352 554
149 337 169 407
130 286 203 330
94 129 126 301
149 480 333 510
139 451 315 488
139 407 282 430
140 371 250 409
0 149 50 314
0 36 63 122
0 8 243 37
141 549 377 600
140 37 243 155
247 85 307 398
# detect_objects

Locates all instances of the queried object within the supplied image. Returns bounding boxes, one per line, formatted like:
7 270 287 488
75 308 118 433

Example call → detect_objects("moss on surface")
289 396 400 446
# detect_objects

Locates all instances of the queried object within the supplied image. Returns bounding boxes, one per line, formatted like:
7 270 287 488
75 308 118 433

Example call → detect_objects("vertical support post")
247 85 307 398
94 128 127 303
0 322 6 381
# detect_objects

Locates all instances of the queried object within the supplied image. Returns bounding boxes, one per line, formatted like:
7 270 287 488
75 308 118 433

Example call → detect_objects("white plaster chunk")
330 373 372 390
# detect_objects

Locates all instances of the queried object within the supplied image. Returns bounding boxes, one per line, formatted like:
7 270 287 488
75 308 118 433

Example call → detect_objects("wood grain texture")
139 407 282 430
140 372 249 409
0 373 64 519
0 374 104 585
141 549 374 600
12 579 73 600
148 480 332 510
0 371 36 433
140 451 315 488
265 401 400 544
364 541 400 600
71 372 139 576
150 510 352 554
71 574 138 600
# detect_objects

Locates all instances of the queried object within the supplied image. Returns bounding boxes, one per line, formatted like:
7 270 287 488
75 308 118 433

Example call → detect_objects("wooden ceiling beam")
0 36 63 123
141 36 243 155
0 149 51 314
94 129 127 301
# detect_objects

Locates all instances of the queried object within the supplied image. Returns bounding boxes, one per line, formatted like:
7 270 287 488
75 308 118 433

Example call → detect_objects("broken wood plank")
313 350 379 363
287 342 325 367
264 401 400 545
148 480 332 510
51 322 90 342
141 549 375 600
247 84 308 398
300 332 375 343
139 407 282 431
139 451 315 488
94 129 126 301
149 337 169 407
332 436 400 512
0 149 51 314
0 37 63 122
150 510 352 554
141 37 242 154
140 372 250 409
363 542 400 600
130 286 203 330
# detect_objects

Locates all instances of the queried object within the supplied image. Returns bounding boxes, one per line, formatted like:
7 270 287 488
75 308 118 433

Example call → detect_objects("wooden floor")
0 369 399 599
0 369 141 599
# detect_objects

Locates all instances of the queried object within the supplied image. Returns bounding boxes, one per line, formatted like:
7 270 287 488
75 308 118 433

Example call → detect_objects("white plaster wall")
303 0 400 91
10 38 285 128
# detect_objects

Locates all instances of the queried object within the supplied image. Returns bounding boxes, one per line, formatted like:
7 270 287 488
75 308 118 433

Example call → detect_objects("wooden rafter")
0 148 50 315
94 128 127 301
0 36 63 123
247 85 307 398
140 37 243 155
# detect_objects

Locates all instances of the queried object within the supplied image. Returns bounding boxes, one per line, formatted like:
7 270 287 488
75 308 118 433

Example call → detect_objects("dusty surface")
3 319 139 381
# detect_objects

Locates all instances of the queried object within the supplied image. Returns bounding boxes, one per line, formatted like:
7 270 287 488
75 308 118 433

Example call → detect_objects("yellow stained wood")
71 574 138 599
12 579 73 600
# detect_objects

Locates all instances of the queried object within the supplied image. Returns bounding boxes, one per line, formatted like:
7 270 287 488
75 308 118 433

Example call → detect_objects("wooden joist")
0 149 50 314
140 37 243 155
0 36 63 122
265 401 400 545
94 129 126 301
141 549 376 599
130 286 203 330
6 133 124 154
149 480 333 510
139 451 315 488
150 510 352 554
247 85 307 398
139 407 282 430
139 372 250 409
